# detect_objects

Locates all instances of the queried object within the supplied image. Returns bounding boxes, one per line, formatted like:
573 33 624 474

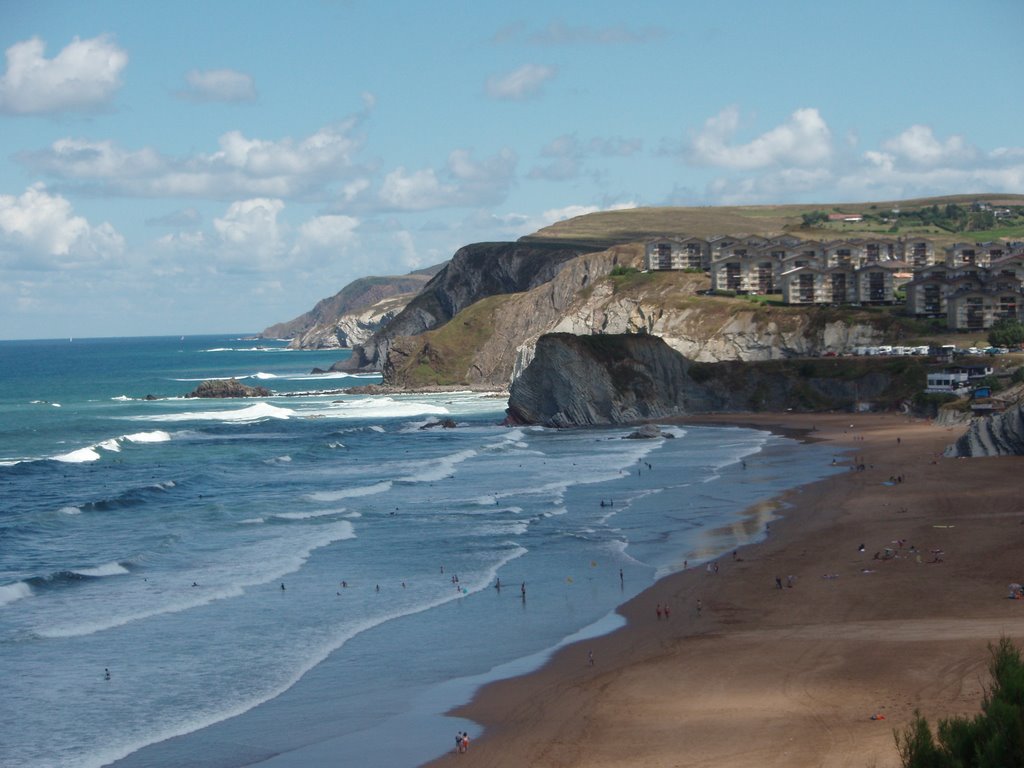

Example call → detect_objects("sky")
1 0 1022 340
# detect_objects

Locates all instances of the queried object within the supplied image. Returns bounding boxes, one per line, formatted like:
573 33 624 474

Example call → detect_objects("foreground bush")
896 637 1024 767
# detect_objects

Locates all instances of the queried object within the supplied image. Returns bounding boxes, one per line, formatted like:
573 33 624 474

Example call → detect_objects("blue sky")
1 0 1022 339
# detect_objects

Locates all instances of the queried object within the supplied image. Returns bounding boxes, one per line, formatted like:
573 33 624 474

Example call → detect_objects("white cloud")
485 64 555 100
378 148 516 210
879 124 975 168
180 68 256 103
0 184 124 268
22 122 362 200
0 35 127 115
688 107 832 169
212 198 287 269
379 168 449 211
699 120 1024 204
30 138 163 179
292 214 359 257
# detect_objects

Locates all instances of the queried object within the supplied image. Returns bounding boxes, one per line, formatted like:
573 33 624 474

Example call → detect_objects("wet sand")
426 413 1024 767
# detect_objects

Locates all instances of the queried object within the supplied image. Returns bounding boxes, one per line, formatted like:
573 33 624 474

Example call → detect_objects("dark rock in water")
420 418 457 430
946 403 1024 456
310 367 329 375
145 394 158 400
186 378 272 398
624 424 667 439
506 332 915 428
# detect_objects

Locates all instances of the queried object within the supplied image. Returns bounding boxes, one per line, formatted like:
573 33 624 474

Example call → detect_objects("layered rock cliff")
260 266 443 349
338 240 604 372
382 242 900 390
506 333 923 427
946 405 1024 456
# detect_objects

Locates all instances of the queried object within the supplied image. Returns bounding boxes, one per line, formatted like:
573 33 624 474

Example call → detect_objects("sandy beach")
427 413 1024 768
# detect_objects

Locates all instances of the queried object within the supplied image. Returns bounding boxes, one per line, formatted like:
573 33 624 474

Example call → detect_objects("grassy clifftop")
526 194 1024 247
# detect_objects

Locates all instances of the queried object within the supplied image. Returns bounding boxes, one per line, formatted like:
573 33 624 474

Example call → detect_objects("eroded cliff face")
507 333 920 427
382 243 897 390
285 294 410 350
339 240 603 371
946 405 1024 456
506 334 693 426
261 269 440 346
549 283 886 362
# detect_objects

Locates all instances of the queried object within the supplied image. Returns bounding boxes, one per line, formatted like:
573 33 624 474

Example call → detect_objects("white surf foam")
71 562 130 578
131 402 295 423
59 506 82 515
97 439 121 452
274 508 347 521
399 448 478 483
36 521 357 639
123 430 172 443
53 447 101 463
303 397 450 421
251 372 278 380
307 481 393 502
239 517 265 524
0 581 32 607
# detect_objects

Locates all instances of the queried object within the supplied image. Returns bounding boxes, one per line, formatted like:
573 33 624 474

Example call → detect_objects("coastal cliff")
338 240 604 372
947 405 1024 456
260 266 443 349
506 333 924 427
382 242 901 390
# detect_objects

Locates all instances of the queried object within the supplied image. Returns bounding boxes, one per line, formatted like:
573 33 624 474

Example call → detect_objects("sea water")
0 335 841 768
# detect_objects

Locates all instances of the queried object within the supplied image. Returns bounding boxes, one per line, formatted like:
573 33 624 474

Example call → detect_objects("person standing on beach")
656 603 662 620
696 598 702 616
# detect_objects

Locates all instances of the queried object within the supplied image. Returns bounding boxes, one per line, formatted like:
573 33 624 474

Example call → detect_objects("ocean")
0 335 841 768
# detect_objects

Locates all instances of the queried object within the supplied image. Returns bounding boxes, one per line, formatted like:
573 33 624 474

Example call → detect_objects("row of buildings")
644 234 1024 330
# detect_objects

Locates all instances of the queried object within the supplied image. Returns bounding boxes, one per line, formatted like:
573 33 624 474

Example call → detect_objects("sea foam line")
79 544 526 768
307 481 393 502
0 581 32 607
50 430 172 464
35 521 357 639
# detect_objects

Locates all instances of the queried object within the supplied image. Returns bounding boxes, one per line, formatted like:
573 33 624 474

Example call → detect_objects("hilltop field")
527 193 1024 246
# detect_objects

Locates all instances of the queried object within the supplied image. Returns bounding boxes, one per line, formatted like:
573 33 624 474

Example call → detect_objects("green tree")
988 319 1024 348
801 210 827 227
896 638 1024 768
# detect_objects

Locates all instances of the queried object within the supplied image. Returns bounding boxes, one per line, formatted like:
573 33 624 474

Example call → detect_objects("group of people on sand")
455 731 470 753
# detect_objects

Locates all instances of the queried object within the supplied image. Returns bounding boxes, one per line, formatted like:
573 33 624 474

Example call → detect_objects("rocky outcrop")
338 240 604 372
506 334 694 426
260 266 443 348
186 379 272 398
506 333 923 427
382 241 900 391
287 294 411 350
946 405 1024 456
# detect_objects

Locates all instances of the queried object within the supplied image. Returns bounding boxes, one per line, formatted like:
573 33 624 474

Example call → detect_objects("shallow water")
0 335 841 767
